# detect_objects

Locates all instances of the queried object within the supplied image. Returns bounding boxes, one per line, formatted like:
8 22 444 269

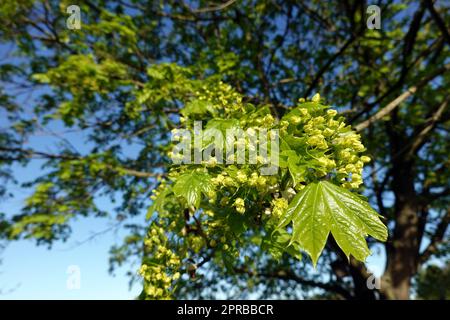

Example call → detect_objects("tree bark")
382 156 420 299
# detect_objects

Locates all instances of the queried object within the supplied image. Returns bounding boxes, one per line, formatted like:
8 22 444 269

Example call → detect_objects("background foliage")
0 0 448 299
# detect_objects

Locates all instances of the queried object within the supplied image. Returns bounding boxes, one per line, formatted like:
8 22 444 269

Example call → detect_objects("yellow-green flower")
327 109 338 117
361 155 371 163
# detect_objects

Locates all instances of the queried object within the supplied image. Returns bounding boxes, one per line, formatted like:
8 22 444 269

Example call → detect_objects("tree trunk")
382 157 420 299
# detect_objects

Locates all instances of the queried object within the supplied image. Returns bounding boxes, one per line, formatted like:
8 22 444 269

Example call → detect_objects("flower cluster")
140 226 182 299
282 95 370 189
271 198 289 218
210 168 279 215
233 197 246 214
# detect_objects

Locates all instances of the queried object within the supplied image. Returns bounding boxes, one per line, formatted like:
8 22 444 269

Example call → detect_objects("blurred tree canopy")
415 262 450 299
0 0 448 299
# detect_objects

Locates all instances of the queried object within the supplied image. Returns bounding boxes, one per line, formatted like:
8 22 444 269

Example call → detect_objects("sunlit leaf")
172 171 213 208
278 181 387 266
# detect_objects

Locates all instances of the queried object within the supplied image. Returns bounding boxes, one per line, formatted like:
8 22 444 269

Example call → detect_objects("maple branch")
419 208 450 264
0 146 162 178
234 267 353 300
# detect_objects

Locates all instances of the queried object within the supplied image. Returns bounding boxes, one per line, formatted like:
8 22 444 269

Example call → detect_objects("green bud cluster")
140 225 183 299
282 94 370 189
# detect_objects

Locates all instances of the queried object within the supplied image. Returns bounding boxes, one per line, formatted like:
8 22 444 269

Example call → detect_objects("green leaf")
172 171 213 208
205 118 240 133
32 73 50 83
278 181 387 266
146 66 165 79
298 102 329 112
222 251 236 274
227 211 248 234
146 187 172 220
181 99 214 117
279 150 307 186
283 134 307 150
262 228 302 261
287 156 307 187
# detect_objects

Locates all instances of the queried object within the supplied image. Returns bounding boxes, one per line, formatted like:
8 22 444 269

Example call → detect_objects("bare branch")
355 64 450 131
419 208 450 264
234 267 353 300
407 97 449 156
0 146 162 178
183 0 237 14
304 35 357 98
424 0 450 45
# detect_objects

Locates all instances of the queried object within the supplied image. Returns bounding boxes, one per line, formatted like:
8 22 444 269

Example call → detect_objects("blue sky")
0 219 141 299
0 159 143 299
